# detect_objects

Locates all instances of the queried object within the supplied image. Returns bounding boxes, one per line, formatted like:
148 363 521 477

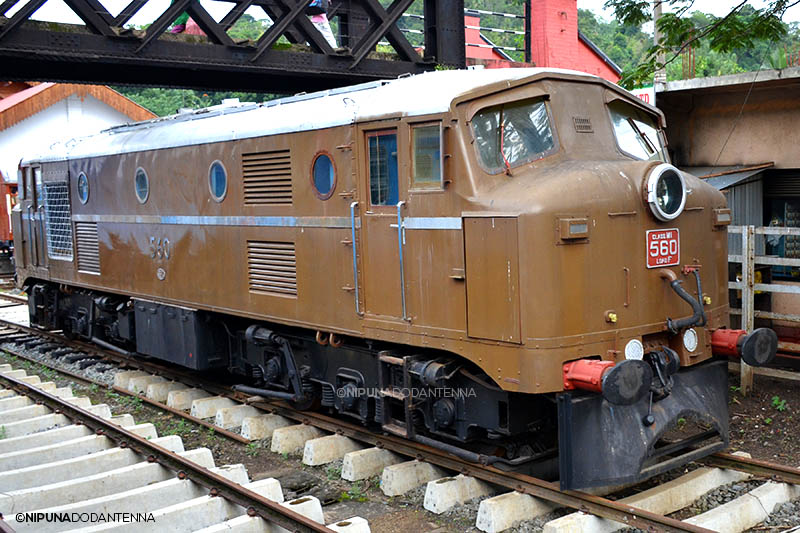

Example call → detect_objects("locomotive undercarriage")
26 282 558 470
26 281 731 488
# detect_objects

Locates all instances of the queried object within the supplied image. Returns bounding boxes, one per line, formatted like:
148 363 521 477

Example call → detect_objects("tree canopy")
604 0 800 88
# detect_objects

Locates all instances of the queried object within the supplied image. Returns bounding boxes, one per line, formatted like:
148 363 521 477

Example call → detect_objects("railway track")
1 311 799 532
0 365 351 532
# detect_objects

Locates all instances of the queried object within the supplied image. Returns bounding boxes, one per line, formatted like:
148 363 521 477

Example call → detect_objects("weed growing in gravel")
339 482 368 502
326 465 342 480
164 419 192 437
205 426 217 441
765 417 773 425
0 426 6 440
105 388 120 400
37 364 55 380
89 383 99 394
772 396 788 412
676 417 687 430
281 452 289 460
246 442 260 457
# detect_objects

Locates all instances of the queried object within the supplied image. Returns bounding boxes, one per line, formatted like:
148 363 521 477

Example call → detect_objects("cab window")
471 98 556 174
608 100 666 162
368 130 398 206
411 123 442 189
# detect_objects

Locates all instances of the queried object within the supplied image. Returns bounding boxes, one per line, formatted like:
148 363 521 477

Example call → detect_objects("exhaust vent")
75 221 100 274
247 240 297 297
242 149 292 205
42 181 73 261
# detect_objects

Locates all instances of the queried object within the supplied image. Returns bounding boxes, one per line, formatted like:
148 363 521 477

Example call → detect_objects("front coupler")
556 359 728 490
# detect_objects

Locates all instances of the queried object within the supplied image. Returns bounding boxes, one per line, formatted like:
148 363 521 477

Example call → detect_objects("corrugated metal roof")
683 165 768 190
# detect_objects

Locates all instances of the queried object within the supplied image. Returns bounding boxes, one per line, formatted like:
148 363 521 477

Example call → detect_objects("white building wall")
0 93 137 181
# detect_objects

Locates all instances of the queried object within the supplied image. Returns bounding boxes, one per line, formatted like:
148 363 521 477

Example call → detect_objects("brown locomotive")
13 68 777 489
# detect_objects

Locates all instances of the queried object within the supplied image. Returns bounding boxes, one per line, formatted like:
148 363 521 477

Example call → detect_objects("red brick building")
466 0 621 84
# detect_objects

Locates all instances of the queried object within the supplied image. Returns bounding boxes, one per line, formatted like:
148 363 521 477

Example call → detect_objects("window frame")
468 97 559 175
410 121 444 191
366 128 400 208
134 167 149 204
76 171 90 204
310 151 337 200
606 97 667 163
208 160 228 203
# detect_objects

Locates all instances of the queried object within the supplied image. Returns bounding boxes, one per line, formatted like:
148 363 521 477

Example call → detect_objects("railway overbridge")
0 0 466 92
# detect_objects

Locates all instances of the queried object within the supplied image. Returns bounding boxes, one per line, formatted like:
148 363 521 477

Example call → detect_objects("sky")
9 0 800 30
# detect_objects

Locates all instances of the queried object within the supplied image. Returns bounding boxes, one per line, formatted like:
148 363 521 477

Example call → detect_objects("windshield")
608 100 666 162
471 98 556 173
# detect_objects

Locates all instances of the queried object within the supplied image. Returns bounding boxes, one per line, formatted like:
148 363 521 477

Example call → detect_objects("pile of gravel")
2 340 117 386
751 498 800 531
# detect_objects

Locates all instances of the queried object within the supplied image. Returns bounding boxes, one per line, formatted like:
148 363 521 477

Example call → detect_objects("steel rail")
0 371 333 533
704 452 800 485
0 292 27 304
0 319 772 533
0 329 251 444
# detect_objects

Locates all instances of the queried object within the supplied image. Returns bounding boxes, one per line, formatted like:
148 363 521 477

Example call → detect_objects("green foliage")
89 383 99 395
765 417 773 424
772 395 788 411
246 442 261 457
163 419 192 437
338 481 368 502
325 464 342 480
604 1 798 88
0 426 6 440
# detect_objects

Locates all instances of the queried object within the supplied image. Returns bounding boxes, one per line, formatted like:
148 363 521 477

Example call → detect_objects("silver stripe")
70 214 353 229
403 217 462 230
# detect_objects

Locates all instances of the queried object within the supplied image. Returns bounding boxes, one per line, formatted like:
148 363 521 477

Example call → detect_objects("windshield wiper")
627 117 657 155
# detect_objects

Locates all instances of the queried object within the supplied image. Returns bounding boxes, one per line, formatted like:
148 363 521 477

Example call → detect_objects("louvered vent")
573 116 593 133
42 181 73 261
242 149 292 205
247 241 297 297
75 222 100 274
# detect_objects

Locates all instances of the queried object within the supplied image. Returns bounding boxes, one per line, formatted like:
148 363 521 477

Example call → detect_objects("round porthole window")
208 161 227 202
77 172 89 204
135 167 149 204
311 152 336 200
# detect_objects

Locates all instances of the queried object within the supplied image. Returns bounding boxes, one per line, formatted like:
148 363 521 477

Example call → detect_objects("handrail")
349 201 362 317
396 201 409 322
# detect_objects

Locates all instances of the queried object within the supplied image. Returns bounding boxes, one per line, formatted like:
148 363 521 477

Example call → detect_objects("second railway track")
1 309 799 532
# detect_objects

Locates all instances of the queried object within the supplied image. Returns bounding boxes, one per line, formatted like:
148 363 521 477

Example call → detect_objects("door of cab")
359 125 406 320
20 166 48 270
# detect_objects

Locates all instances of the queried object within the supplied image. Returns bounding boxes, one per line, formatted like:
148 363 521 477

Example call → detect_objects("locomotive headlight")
646 164 687 221
683 328 699 352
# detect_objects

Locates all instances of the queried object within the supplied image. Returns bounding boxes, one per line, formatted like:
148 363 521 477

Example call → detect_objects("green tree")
604 0 795 88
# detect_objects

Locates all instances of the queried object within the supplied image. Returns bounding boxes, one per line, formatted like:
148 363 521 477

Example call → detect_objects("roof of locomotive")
24 67 624 164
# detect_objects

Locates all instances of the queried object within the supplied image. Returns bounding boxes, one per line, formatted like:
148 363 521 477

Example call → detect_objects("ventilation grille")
242 149 292 205
42 181 73 261
573 116 593 133
247 241 297 297
75 222 100 274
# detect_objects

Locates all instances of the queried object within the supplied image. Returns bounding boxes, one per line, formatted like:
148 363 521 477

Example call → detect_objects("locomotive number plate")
646 229 680 268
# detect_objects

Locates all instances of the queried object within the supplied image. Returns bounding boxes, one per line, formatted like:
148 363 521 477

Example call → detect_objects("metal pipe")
232 384 299 401
90 336 133 356
661 269 707 333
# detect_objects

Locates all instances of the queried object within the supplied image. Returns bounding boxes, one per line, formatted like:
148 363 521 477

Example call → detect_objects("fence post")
740 225 756 395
